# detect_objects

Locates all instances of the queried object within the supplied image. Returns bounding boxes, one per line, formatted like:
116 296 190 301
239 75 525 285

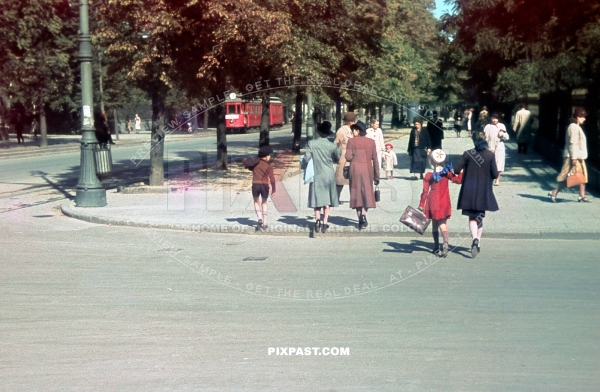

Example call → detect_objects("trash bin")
95 144 113 178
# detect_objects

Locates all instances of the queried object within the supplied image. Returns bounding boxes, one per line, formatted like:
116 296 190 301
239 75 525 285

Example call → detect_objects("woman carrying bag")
549 107 591 203
345 121 380 230
301 121 342 234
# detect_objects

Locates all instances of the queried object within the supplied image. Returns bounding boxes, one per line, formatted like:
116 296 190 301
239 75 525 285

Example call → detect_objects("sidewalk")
61 130 600 239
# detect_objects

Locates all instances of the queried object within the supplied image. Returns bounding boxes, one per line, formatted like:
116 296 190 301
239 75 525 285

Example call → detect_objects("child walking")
245 146 276 230
382 143 397 179
418 149 462 257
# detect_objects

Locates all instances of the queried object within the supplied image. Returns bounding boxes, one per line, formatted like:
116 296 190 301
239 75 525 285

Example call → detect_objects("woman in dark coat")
94 108 110 146
345 120 380 230
407 119 431 179
454 130 499 258
301 121 342 234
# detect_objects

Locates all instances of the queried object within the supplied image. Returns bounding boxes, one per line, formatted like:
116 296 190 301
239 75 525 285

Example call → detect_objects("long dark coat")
427 119 444 149
407 127 431 174
454 149 499 212
345 135 380 209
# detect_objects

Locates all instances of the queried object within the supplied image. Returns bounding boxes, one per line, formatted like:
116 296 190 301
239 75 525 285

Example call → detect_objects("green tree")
0 0 79 146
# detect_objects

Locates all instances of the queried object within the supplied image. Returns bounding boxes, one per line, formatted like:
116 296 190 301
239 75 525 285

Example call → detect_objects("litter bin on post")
95 144 113 179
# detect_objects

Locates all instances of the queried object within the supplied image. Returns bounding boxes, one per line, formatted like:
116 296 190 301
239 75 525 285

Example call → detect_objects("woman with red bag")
548 107 591 203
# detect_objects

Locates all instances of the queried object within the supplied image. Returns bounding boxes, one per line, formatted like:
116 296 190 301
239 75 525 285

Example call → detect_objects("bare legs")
550 182 587 201
314 206 330 225
253 196 268 229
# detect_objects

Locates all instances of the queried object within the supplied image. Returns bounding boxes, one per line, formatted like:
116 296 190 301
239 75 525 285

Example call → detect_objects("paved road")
0 128 293 214
1 199 599 390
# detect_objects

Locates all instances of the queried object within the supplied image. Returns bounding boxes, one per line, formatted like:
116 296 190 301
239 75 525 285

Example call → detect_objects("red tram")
224 98 284 132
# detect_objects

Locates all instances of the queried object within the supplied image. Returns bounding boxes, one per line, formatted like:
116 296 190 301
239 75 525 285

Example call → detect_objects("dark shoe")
314 219 321 232
420 174 424 180
471 239 480 258
321 223 329 234
578 197 592 203
433 248 441 257
441 242 449 258
358 215 364 230
362 216 368 228
548 192 556 203
261 224 269 230
256 219 263 231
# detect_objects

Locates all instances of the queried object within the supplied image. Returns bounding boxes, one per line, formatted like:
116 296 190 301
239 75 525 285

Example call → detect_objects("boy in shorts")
251 146 276 230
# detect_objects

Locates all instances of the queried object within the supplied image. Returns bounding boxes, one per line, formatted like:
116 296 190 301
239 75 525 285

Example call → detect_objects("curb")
60 203 600 240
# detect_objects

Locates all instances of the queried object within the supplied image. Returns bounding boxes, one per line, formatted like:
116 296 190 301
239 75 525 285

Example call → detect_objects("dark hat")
343 112 357 123
490 112 501 119
432 110 438 115
258 146 273 157
351 120 367 135
317 121 333 136
414 118 423 125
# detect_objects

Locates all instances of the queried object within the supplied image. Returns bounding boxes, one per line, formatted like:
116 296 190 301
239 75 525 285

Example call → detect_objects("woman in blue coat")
301 121 342 233
454 130 499 258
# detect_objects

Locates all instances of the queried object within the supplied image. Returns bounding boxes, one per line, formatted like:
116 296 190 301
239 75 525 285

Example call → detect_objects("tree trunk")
113 108 119 140
40 105 48 148
216 103 227 170
391 103 400 129
335 98 341 131
292 89 303 151
584 81 599 165
259 92 270 147
538 91 558 142
149 90 165 186
203 110 208 132
556 89 573 150
378 103 384 130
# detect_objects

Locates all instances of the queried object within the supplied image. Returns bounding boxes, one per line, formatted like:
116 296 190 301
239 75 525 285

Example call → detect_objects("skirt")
556 158 588 183
410 149 428 173
462 209 486 221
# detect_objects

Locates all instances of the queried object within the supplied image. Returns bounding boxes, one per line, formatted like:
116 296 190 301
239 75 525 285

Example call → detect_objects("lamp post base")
75 188 107 207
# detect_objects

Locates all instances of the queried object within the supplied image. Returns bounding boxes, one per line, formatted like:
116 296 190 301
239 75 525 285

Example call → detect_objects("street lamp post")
306 93 314 140
75 0 106 207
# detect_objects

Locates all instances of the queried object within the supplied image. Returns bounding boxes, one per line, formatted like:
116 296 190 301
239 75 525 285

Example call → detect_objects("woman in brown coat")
345 120 380 230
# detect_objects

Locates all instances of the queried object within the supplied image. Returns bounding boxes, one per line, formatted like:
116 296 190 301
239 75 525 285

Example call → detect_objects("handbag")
374 185 380 202
399 206 430 235
566 161 586 188
343 164 350 179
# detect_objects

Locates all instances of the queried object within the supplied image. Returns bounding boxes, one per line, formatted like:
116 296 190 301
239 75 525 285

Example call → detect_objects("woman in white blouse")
483 113 509 186
366 118 385 171
549 107 591 203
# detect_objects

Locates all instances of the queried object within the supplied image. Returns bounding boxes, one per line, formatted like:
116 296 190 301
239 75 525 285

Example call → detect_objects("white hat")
430 149 446 165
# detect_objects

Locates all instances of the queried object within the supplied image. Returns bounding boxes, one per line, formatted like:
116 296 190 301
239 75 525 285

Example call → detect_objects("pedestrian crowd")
244 106 592 259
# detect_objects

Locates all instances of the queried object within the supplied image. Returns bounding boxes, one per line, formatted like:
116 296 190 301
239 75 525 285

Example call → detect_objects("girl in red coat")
418 149 462 257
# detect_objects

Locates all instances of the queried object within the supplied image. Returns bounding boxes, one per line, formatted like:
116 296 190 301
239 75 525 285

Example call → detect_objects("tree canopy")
441 0 600 102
